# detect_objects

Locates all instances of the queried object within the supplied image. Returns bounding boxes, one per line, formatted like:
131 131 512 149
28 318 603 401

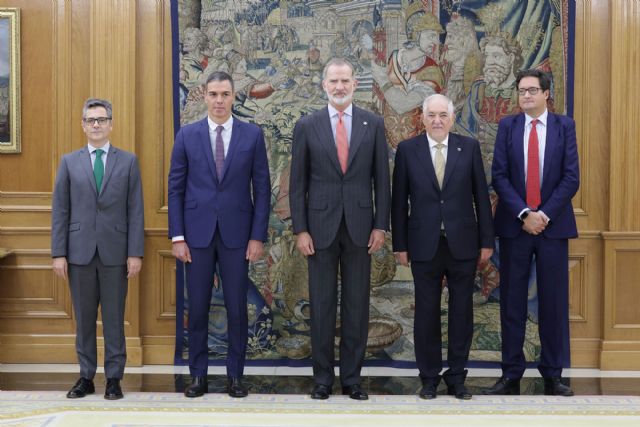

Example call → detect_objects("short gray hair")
83 98 113 118
322 58 355 80
422 94 454 116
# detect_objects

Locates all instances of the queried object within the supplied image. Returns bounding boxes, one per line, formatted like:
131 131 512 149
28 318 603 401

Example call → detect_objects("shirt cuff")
172 236 185 243
517 208 531 220
538 210 550 223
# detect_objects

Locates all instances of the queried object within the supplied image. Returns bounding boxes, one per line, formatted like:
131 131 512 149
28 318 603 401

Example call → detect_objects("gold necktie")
434 143 446 188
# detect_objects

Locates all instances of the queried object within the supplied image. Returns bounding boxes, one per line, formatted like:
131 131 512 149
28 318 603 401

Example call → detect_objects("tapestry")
172 0 575 367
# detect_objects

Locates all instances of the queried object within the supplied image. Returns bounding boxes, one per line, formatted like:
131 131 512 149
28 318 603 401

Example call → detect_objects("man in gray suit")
290 58 391 400
51 98 144 400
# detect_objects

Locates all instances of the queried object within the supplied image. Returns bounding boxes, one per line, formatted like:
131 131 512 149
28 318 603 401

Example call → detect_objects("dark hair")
205 71 235 92
516 69 551 92
83 98 112 118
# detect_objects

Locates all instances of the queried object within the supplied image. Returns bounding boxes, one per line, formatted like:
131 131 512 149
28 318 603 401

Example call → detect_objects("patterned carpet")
1 391 640 427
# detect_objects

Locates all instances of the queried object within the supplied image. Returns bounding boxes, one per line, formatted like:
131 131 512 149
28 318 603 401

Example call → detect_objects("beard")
326 91 353 107
484 64 510 87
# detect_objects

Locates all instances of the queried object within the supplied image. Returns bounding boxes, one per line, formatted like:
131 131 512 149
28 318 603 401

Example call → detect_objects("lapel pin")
457 147 462 151
363 121 368 125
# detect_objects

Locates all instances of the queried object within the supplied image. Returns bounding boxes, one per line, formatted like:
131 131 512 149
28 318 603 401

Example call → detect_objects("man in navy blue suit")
168 71 271 398
484 69 579 396
392 94 494 400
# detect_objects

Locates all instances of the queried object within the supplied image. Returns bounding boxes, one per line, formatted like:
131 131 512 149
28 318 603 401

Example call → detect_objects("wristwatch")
519 211 529 223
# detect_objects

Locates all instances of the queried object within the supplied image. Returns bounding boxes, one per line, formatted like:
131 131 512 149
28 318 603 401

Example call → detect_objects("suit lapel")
414 134 440 192
347 106 366 171
101 145 119 196
313 107 343 175
198 118 218 183
442 134 461 190
512 114 526 191
542 112 559 189
220 119 243 182
79 147 98 196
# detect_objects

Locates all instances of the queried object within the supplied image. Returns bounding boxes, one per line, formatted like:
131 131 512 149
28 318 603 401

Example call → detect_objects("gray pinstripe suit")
289 105 390 387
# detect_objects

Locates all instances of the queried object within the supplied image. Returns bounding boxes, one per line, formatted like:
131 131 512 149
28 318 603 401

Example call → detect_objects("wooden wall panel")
600 0 640 369
572 0 610 232
0 0 53 192
568 232 603 367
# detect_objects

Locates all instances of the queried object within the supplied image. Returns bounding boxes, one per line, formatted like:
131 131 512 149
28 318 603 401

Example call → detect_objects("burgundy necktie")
215 125 224 181
526 119 541 209
336 112 348 174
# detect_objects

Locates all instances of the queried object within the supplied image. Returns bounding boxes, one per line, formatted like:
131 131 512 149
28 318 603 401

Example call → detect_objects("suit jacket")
51 145 145 265
391 132 494 261
289 105 390 250
168 117 270 248
492 112 579 239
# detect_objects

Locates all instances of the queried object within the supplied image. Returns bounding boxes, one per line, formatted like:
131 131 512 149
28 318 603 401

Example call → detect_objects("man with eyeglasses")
51 98 144 400
485 69 579 396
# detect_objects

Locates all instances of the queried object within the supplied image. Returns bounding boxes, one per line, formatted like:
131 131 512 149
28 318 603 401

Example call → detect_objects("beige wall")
1 0 638 369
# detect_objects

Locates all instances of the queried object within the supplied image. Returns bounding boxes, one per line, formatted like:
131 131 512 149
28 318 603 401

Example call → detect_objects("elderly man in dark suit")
52 98 144 400
484 69 579 397
392 94 494 400
168 71 270 398
289 58 391 401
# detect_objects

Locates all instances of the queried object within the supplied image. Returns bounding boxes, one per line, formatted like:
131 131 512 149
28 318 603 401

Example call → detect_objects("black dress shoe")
482 377 520 395
342 383 368 400
419 377 440 400
447 383 472 400
104 378 124 400
310 383 331 400
227 377 248 398
66 377 95 399
544 377 574 396
185 376 208 398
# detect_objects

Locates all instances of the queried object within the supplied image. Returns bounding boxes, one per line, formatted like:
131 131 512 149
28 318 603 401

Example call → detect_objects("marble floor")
1 364 639 396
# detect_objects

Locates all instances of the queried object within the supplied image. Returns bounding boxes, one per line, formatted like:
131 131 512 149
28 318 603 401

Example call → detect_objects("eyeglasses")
517 87 541 96
83 117 111 126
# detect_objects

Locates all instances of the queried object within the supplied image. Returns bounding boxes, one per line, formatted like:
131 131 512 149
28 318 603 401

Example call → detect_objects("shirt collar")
426 133 449 149
208 116 233 132
327 103 353 119
525 109 548 127
88 142 110 153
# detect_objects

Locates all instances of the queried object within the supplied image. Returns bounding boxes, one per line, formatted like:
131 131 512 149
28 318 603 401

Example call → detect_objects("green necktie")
94 148 104 194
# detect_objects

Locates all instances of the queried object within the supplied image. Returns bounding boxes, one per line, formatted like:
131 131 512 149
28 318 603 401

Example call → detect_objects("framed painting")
0 8 20 154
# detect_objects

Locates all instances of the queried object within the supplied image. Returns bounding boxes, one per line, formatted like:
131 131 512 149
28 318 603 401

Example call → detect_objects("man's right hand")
52 257 68 281
395 251 409 267
172 241 192 263
522 211 547 235
295 232 315 257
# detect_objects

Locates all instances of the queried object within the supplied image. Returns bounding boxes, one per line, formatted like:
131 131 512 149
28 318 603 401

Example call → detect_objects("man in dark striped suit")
289 58 391 401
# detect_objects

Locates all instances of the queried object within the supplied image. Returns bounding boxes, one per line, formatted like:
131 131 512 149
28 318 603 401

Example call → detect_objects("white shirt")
208 116 233 157
426 133 449 168
88 142 111 169
327 103 353 147
523 109 547 184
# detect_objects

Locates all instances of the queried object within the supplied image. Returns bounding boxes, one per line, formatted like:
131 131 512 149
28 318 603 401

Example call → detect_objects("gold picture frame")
0 8 20 154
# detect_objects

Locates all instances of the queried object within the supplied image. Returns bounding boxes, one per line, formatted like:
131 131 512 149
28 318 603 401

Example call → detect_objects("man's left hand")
246 240 264 262
127 257 142 278
368 229 385 254
477 248 493 268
